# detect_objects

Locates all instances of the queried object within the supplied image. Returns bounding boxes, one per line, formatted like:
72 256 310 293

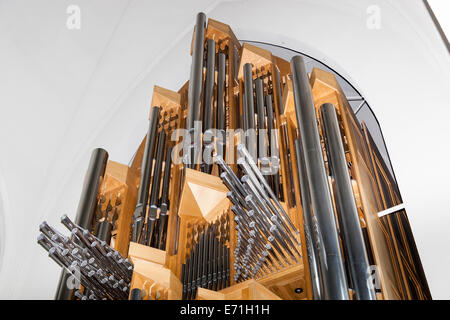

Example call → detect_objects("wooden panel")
198 279 281 300
257 264 306 300
100 161 138 257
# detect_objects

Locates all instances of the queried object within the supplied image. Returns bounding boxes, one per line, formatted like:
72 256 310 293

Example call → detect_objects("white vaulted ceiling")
0 0 448 299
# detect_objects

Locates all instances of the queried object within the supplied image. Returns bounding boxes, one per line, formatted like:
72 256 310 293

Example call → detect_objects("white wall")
0 0 448 299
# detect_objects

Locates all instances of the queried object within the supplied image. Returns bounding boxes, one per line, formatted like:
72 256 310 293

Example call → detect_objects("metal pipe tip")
244 194 252 202
196 12 206 19
241 175 249 183
290 55 305 65
236 157 245 165
236 144 245 152
37 234 45 241
39 221 48 229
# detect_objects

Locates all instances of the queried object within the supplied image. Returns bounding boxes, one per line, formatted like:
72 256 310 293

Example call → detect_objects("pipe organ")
38 13 431 300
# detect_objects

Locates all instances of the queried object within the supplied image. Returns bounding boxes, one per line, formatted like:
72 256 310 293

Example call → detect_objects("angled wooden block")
206 18 240 48
237 43 273 79
282 78 295 119
100 161 138 257
310 67 342 111
257 264 306 300
129 258 182 300
150 85 182 116
197 279 281 300
178 168 230 223
128 241 167 266
273 55 291 77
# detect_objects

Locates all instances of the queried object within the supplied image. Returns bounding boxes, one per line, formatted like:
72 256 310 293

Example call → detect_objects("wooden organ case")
38 13 431 301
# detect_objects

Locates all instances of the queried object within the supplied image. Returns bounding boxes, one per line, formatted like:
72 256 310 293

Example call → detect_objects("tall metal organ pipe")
131 106 160 243
55 148 109 300
293 138 323 300
320 103 376 300
186 12 206 168
290 55 349 300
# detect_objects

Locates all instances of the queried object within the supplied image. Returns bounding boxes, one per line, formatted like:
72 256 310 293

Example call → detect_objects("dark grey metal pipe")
217 53 226 132
294 138 323 300
75 148 109 228
255 78 267 159
187 12 206 129
320 103 376 300
203 39 216 131
274 67 283 115
146 129 166 246
243 63 255 130
132 106 160 243
290 55 349 300
96 220 112 244
55 148 108 300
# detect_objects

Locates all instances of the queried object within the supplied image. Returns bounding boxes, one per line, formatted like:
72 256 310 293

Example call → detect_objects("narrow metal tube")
203 39 216 131
96 220 112 244
75 148 109 228
217 52 226 164
294 138 323 300
55 148 108 300
137 107 160 207
274 67 284 114
243 63 255 129
187 12 206 129
132 106 160 243
146 129 166 246
129 288 142 300
149 130 165 207
255 78 267 159
290 55 349 300
320 103 375 300
243 63 256 159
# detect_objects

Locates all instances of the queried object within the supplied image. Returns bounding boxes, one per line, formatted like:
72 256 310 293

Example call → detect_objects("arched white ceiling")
0 0 448 299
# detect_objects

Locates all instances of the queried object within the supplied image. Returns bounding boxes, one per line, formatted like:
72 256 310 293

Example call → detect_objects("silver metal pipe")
132 106 160 243
320 103 375 300
187 12 206 129
203 39 216 131
55 148 108 300
236 152 297 233
294 137 323 300
290 55 349 300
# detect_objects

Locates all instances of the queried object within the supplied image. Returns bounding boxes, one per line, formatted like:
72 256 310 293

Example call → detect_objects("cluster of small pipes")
216 145 301 282
37 215 133 300
181 214 230 300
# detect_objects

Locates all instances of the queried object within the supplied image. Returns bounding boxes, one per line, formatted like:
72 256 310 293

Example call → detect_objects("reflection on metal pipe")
320 103 375 300
187 12 206 129
55 147 108 300
290 55 349 300
294 138 323 300
132 107 160 243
